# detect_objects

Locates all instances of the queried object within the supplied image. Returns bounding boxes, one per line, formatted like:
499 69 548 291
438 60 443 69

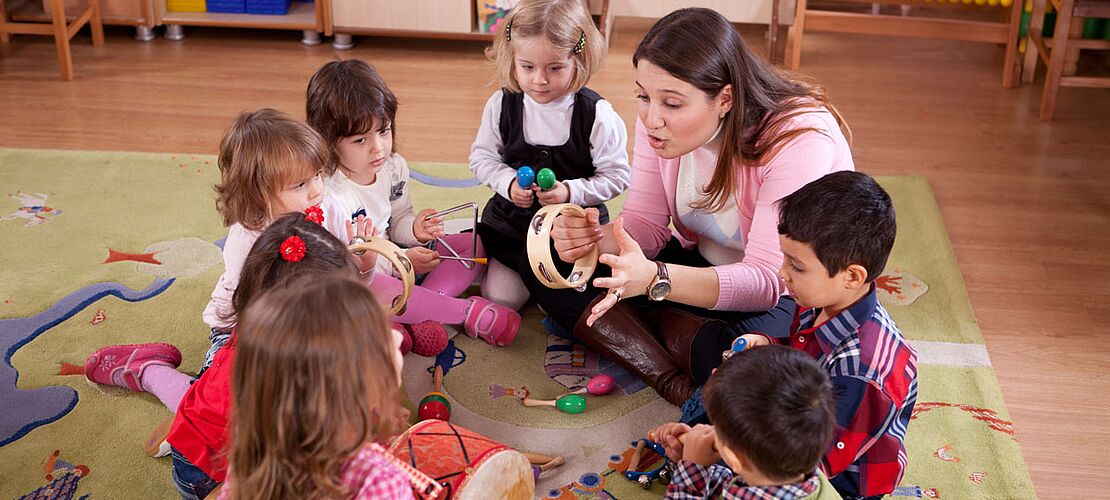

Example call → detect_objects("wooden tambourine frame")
526 203 598 291
348 238 414 316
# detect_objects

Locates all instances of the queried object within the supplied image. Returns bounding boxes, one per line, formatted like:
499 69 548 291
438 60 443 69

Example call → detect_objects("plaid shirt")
666 460 821 499
786 284 918 498
217 443 414 499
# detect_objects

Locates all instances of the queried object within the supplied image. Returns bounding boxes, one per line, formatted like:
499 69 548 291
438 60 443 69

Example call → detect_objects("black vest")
481 87 611 239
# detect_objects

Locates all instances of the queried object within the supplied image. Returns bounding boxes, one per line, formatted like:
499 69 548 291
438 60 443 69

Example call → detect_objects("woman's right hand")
552 207 604 263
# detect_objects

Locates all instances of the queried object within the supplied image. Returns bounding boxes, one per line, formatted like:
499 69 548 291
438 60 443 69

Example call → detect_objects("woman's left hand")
586 217 657 326
414 208 445 243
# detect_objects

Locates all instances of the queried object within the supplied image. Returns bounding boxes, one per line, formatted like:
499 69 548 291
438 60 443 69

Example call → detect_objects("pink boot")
84 343 182 392
464 297 520 347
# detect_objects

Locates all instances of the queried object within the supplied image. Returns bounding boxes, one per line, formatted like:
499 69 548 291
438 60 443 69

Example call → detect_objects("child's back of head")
215 108 328 231
228 272 402 499
703 345 835 482
306 59 398 175
777 171 896 282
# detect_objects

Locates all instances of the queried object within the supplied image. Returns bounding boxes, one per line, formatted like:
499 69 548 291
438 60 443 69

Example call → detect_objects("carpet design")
0 148 1035 499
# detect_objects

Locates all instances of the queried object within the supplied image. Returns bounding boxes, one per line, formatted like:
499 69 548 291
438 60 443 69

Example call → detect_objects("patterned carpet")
0 147 1035 499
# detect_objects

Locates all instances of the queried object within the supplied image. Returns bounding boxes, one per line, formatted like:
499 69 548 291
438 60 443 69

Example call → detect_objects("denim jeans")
170 446 219 500
195 328 231 380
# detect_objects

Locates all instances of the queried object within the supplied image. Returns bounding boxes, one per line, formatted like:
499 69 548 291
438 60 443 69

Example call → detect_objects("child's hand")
682 424 721 467
509 179 536 208
414 208 445 243
537 180 570 206
738 333 772 348
346 215 379 271
406 247 441 274
648 422 691 462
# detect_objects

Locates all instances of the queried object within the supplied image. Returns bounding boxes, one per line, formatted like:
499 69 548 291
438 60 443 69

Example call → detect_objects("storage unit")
332 0 475 35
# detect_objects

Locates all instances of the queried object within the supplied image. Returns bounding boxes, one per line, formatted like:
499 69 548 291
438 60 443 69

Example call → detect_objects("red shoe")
410 321 449 357
464 297 520 347
84 343 182 392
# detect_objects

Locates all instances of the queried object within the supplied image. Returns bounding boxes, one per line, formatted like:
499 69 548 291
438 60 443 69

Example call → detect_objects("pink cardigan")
620 110 854 312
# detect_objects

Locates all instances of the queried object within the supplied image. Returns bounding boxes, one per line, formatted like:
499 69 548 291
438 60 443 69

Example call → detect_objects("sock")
420 233 486 297
480 258 530 310
140 365 193 413
370 274 469 324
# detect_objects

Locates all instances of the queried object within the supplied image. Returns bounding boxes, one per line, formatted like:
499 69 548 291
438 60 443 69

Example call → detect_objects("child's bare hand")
346 215 379 271
509 179 535 208
682 424 720 467
648 422 691 462
414 208 445 243
406 247 441 274
537 181 570 206
739 333 772 348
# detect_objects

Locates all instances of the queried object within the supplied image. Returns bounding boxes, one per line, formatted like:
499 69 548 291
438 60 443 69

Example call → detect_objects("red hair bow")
280 235 306 262
305 205 324 225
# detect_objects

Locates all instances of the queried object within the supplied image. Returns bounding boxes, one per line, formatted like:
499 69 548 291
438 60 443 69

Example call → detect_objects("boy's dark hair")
228 212 356 319
305 59 398 175
777 171 896 281
703 345 835 482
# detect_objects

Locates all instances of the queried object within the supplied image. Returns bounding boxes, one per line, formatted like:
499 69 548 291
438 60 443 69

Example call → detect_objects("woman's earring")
719 111 726 119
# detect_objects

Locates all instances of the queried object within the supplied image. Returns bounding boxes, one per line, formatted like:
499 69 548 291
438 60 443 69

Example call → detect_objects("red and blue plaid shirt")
785 284 918 498
666 460 822 500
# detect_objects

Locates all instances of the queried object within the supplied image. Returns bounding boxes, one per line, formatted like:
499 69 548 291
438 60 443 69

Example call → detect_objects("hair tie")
280 235 306 262
305 205 324 225
572 31 585 54
504 17 513 41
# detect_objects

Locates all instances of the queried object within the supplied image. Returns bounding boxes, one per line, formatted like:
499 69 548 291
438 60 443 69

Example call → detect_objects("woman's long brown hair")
226 274 402 499
634 8 851 213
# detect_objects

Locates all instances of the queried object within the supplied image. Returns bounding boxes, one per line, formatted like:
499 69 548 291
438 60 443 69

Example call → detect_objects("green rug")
0 147 1035 499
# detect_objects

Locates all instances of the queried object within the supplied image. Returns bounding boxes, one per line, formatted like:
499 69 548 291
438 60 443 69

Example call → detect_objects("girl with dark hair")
536 8 855 405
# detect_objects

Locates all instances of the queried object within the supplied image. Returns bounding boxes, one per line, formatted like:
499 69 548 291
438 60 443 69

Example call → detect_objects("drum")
388 420 534 499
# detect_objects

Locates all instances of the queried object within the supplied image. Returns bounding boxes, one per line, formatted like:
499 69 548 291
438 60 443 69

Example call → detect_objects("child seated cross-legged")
650 345 842 500
732 171 918 500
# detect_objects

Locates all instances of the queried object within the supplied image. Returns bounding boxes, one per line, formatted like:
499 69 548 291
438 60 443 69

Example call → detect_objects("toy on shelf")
521 393 587 414
417 366 451 422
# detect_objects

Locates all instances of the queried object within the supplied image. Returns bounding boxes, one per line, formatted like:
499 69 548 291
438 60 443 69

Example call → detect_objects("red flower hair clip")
305 205 324 225
280 235 306 262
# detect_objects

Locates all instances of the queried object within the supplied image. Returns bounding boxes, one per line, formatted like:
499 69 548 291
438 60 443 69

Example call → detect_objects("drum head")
455 449 534 500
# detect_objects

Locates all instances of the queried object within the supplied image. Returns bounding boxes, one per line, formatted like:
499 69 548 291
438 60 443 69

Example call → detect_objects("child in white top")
308 59 521 347
469 0 630 310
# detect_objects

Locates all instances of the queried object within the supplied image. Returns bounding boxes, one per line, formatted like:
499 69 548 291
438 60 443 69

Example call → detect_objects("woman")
523 8 854 405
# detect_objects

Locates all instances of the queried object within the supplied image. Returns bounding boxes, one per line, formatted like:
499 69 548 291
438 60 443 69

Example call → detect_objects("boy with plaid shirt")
736 171 918 499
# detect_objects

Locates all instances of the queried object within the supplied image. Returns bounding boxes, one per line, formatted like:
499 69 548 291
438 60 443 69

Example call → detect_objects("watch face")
649 281 671 301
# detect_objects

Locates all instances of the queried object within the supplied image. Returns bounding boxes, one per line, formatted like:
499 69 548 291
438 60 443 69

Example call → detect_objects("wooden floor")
2 19 1108 499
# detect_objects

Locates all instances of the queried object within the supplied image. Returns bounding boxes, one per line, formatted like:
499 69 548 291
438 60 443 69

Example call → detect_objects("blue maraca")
516 166 536 188
721 336 749 362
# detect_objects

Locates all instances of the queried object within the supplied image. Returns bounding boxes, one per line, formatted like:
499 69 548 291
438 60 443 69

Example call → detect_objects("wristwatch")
646 261 671 301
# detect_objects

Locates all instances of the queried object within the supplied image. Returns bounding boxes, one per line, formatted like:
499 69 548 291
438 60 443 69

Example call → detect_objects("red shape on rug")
103 248 161 265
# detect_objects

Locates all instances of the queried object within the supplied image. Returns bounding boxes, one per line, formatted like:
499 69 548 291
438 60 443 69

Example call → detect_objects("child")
201 108 337 369
650 346 842 500
219 273 412 499
84 213 360 499
307 59 520 348
469 0 630 310
733 171 918 499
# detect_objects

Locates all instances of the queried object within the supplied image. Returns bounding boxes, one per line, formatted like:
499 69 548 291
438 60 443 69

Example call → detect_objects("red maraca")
417 365 451 421
568 374 615 396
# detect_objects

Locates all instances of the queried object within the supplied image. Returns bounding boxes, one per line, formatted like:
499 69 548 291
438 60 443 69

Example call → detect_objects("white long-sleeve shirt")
468 90 630 205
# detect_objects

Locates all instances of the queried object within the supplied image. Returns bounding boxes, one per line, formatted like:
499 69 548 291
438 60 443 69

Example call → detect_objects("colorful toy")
721 335 750 362
515 165 558 190
522 393 586 414
417 366 451 422
535 167 557 190
624 439 673 489
388 419 535 499
567 373 615 396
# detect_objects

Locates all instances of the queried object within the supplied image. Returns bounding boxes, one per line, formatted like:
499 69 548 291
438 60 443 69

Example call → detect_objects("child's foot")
393 322 413 355
145 415 175 458
84 343 182 392
464 297 520 347
410 321 449 357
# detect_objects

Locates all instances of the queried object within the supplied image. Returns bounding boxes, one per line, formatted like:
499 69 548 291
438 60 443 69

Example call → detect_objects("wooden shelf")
161 0 317 30
330 25 495 41
8 0 149 27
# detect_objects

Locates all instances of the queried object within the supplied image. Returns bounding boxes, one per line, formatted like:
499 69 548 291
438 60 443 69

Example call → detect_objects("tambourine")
348 237 414 316
526 203 598 291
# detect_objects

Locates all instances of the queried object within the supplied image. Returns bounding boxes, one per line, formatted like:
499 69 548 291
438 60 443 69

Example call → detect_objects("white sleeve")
468 91 517 201
386 155 421 247
564 99 631 206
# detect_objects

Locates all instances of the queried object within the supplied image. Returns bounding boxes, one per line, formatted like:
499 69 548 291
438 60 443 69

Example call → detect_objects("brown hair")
704 345 835 481
214 108 328 231
486 0 606 94
306 59 399 176
227 212 356 322
226 273 403 499
634 8 852 213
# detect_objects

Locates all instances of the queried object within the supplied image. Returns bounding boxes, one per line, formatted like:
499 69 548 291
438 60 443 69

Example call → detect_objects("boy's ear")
842 264 869 290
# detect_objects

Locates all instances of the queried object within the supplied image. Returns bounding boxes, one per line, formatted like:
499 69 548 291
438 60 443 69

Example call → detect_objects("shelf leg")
302 29 321 45
134 25 155 42
164 24 185 41
332 33 353 50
